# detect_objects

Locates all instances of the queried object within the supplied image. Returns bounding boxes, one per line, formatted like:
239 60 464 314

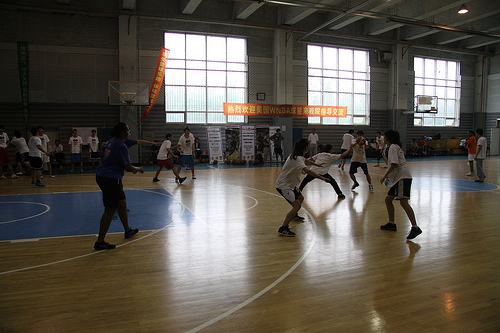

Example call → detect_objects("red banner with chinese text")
141 47 170 123
223 103 347 117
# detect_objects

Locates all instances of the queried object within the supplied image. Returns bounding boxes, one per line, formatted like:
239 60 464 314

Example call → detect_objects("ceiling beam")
235 2 265 20
181 0 203 14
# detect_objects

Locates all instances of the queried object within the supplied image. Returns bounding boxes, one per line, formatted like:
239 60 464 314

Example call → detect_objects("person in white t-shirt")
346 130 373 191
474 128 487 183
308 129 319 157
379 129 421 240
11 130 30 176
153 133 187 184
374 131 388 168
69 129 84 173
338 129 354 170
87 129 100 169
299 144 349 199
0 125 18 179
275 138 329 237
28 127 50 187
37 126 55 178
176 127 196 179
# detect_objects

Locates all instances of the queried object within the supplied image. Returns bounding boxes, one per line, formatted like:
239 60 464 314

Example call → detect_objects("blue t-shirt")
96 138 137 179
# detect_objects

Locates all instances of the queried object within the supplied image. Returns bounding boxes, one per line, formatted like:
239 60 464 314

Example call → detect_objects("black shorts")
90 152 100 160
274 147 283 155
341 149 351 158
276 187 302 205
387 178 412 200
96 176 126 208
30 156 43 170
349 161 369 175
16 152 29 164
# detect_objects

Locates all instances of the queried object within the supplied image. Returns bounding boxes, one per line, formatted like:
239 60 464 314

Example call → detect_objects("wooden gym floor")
1 157 499 332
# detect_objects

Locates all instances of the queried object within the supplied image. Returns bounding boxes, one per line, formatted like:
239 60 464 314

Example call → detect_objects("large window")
414 57 461 127
307 45 370 125
164 33 247 124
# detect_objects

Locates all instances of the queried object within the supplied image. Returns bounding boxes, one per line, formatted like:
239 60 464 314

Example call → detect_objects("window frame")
307 45 371 126
164 32 248 125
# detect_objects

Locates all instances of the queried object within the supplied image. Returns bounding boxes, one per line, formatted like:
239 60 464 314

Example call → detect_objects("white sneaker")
465 172 473 176
50 174 55 178
192 175 196 179
0 175 5 180
11 174 18 179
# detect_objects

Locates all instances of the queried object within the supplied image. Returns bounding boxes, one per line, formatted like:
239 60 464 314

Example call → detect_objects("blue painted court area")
0 188 203 242
412 177 498 192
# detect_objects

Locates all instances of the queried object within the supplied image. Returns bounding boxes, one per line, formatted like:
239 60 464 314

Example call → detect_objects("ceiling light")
458 4 468 14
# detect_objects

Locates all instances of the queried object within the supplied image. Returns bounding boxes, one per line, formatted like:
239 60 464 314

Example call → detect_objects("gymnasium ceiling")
2 0 500 56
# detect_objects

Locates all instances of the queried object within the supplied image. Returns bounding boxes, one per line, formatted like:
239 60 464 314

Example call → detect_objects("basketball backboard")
108 81 150 106
415 95 438 113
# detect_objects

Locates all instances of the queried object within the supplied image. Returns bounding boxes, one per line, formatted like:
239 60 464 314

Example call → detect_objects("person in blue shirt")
94 122 155 250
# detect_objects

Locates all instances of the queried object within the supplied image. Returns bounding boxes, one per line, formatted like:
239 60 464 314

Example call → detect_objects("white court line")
186 187 317 333
0 220 176 276
0 202 51 225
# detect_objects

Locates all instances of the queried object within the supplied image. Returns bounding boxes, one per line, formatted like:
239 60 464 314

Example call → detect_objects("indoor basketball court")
1 157 499 332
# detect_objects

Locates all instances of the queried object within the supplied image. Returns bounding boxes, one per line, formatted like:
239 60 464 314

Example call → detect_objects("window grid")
413 57 461 127
164 33 247 124
307 45 370 125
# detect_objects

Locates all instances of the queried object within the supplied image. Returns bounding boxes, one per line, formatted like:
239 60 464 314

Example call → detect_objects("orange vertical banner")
141 47 170 123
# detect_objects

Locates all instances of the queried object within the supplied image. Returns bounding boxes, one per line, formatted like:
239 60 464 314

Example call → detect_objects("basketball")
213 159 218 165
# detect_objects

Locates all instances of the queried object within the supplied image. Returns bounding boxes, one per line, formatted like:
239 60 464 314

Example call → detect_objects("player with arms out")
153 133 187 184
275 138 330 237
299 144 348 199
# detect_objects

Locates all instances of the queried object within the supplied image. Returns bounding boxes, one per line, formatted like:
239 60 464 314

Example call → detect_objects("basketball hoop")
123 100 136 110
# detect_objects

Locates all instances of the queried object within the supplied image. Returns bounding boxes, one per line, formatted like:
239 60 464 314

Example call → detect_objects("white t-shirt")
350 139 367 163
39 134 50 151
387 144 412 185
11 137 29 154
376 136 385 150
29 136 42 158
157 140 172 160
53 144 63 153
476 136 487 159
310 152 342 175
341 133 354 149
0 132 8 148
69 136 83 154
178 133 195 155
87 136 100 152
275 155 307 190
308 133 319 145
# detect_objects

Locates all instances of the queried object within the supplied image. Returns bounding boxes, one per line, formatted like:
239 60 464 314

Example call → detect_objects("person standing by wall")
87 129 100 169
464 130 476 177
374 131 388 168
11 130 30 176
0 125 18 179
308 129 319 157
69 129 83 173
28 127 50 187
474 128 487 183
270 129 284 163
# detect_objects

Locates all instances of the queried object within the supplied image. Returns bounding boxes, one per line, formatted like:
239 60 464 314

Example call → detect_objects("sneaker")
278 226 296 237
70 169 75 173
11 174 18 179
380 222 397 231
338 194 346 199
337 164 341 168
293 215 305 221
192 175 196 179
49 174 55 178
31 180 36 185
369 184 374 192
125 228 139 239
94 241 116 251
40 175 43 179
374 164 380 167
465 172 473 176
351 182 359 190
179 176 187 184
16 172 24 176
80 169 84 173
341 165 345 170
0 175 5 180
35 182 45 187
153 177 160 182
475 179 484 183
175 178 179 182
383 165 388 169
406 226 422 240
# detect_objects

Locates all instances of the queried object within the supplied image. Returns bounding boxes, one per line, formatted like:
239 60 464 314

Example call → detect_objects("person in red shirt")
464 130 476 176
